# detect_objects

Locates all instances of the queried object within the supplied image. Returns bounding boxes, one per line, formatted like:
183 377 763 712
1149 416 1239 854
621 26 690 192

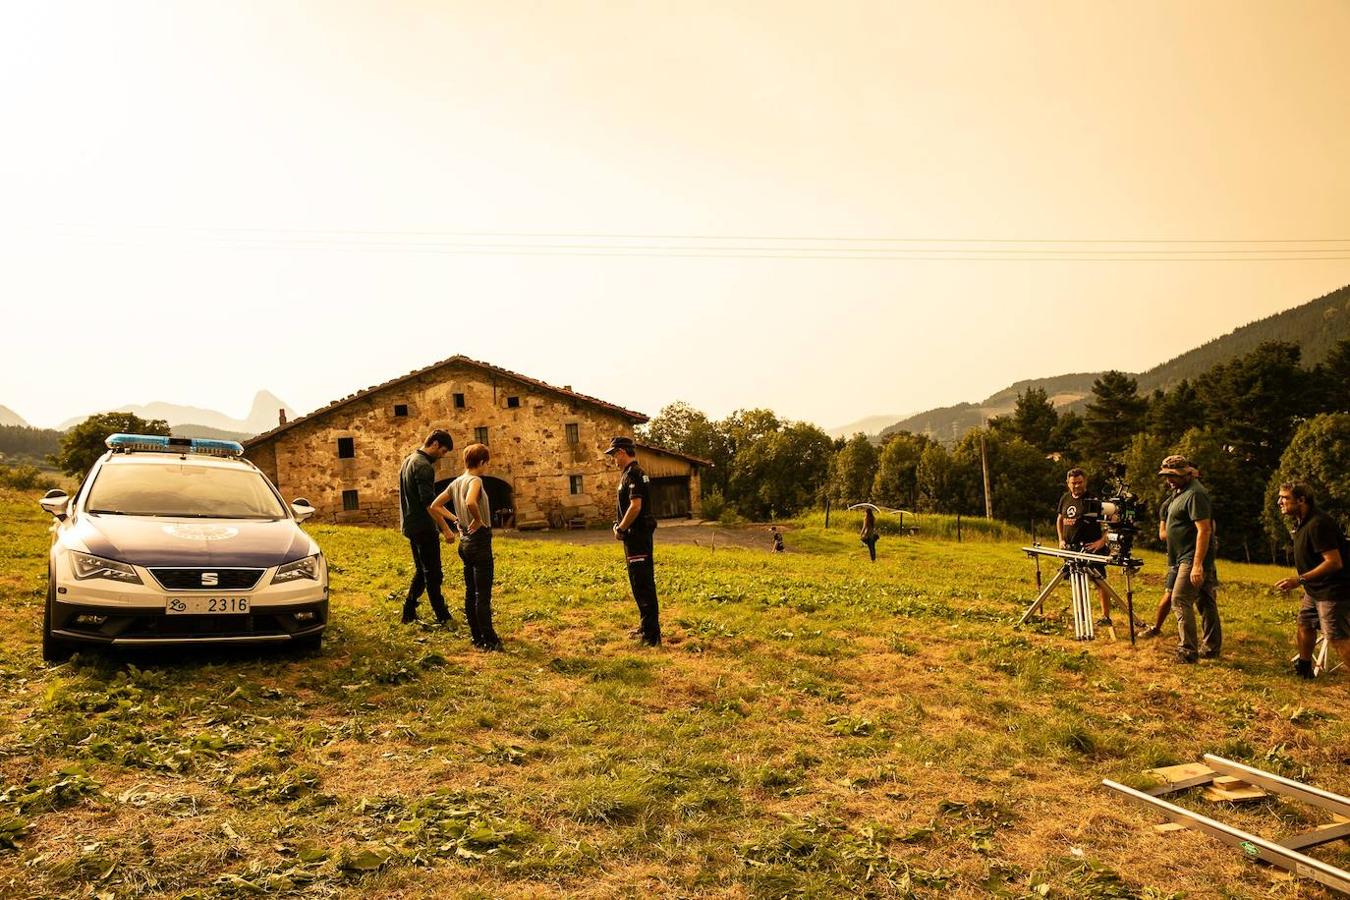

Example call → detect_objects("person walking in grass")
432 442 502 651
1275 481 1350 679
1139 494 1175 639
860 508 879 562
1159 454 1221 664
398 430 456 626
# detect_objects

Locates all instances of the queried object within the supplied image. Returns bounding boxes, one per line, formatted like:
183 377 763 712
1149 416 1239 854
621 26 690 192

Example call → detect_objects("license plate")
165 596 250 615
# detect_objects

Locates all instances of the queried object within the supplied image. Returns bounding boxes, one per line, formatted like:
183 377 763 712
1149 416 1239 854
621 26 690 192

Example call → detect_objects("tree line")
641 338 1350 562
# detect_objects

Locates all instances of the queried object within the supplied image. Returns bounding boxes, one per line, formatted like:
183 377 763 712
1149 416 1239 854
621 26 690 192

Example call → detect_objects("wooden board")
1144 763 1216 794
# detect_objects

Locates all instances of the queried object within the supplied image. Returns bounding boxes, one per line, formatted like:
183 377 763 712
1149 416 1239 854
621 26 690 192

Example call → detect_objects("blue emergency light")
105 433 245 458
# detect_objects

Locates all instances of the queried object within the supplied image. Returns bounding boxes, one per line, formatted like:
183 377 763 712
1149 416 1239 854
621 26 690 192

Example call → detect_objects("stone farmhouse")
243 356 706 529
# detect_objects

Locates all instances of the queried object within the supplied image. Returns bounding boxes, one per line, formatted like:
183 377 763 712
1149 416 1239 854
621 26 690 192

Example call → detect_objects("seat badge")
161 524 239 541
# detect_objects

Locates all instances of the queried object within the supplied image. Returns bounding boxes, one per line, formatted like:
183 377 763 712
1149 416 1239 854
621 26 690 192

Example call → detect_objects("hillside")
1136 283 1350 392
0 405 28 428
880 284 1350 441
54 390 294 436
880 372 1102 440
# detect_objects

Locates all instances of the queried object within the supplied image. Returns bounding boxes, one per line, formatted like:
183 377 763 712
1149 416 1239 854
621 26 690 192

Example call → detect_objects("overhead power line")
48 224 1350 262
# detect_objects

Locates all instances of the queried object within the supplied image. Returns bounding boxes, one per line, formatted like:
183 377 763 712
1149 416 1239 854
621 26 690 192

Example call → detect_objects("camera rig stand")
1018 545 1144 645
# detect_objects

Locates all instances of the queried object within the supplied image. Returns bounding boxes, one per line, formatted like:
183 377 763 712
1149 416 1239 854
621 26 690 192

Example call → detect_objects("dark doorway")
484 476 514 528
431 476 515 528
649 476 691 518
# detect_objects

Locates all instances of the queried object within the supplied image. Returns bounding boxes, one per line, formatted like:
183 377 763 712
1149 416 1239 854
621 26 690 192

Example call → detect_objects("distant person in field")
431 442 502 651
1056 468 1114 625
1275 482 1350 679
606 437 661 646
1159 454 1221 663
860 508 879 562
771 526 784 553
398 430 455 625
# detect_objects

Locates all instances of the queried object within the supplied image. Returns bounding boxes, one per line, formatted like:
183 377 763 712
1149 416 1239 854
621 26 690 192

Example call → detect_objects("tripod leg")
1081 570 1095 640
1020 567 1068 625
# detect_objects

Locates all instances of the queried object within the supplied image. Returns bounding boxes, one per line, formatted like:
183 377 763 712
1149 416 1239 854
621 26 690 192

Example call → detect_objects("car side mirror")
291 499 315 523
39 489 69 520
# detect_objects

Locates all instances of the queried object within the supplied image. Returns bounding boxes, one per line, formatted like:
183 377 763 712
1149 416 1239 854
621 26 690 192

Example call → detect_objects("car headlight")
70 550 143 584
272 554 320 585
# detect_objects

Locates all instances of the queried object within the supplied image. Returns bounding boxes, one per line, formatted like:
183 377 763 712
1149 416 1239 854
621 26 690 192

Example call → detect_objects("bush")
0 464 59 492
700 489 726 521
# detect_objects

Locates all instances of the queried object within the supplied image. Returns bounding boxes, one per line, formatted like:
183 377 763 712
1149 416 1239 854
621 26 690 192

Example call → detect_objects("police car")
38 434 328 660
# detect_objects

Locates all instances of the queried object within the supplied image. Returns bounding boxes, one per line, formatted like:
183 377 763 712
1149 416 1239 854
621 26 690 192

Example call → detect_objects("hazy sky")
3 1 1348 430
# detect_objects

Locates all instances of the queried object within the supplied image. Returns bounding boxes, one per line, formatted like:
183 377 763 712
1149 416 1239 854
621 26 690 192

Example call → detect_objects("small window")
453 393 466 409
506 396 521 409
565 423 579 444
342 490 359 511
337 437 355 459
393 404 408 417
569 475 583 495
474 426 489 445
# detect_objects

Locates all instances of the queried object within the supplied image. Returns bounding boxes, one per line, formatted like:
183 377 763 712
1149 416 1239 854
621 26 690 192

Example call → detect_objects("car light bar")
105 433 245 458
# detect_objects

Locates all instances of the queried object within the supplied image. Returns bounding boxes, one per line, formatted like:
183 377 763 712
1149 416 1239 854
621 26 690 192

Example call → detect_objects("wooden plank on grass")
1144 763 1216 795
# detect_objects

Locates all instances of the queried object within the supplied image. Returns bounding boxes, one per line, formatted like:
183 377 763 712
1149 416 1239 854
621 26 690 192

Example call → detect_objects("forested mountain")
1136 284 1350 391
878 284 1350 441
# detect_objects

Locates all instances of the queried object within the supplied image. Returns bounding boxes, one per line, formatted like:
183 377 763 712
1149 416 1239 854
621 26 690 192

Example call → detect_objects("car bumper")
49 597 329 647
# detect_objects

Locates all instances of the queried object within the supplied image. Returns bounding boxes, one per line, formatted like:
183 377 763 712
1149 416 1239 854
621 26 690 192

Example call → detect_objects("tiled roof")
635 442 714 468
243 355 647 448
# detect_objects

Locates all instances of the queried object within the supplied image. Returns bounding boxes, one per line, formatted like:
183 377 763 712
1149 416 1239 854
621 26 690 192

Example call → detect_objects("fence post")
824 498 831 529
956 513 962 543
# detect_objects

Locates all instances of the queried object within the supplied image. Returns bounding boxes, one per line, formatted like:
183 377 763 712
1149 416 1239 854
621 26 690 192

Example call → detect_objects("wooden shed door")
649 477 690 518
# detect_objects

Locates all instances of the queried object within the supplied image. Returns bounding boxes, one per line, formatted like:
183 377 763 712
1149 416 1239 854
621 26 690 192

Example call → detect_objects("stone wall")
246 362 639 528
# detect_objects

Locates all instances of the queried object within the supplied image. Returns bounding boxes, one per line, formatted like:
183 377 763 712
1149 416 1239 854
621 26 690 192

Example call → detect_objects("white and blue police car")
38 433 328 660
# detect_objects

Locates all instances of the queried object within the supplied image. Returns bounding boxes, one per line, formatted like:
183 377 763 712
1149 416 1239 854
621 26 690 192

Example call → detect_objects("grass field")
2 489 1350 898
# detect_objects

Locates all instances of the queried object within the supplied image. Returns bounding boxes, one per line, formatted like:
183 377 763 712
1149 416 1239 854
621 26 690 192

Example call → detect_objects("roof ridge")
244 356 646 447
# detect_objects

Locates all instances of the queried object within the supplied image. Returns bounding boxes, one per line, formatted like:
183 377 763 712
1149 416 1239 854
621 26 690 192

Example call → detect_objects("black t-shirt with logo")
1058 492 1102 548
1293 511 1350 602
617 462 656 530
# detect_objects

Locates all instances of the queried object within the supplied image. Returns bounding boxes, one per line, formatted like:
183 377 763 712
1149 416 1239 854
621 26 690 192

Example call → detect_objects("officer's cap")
604 436 637 455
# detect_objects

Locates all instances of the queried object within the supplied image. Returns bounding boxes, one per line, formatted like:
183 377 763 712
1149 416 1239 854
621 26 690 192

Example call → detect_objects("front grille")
150 568 263 590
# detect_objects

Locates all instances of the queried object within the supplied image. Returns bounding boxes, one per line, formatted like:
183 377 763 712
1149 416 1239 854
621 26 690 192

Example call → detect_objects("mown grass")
2 485 1349 898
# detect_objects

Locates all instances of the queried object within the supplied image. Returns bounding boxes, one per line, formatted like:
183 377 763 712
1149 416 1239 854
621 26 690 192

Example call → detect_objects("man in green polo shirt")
1159 454 1221 663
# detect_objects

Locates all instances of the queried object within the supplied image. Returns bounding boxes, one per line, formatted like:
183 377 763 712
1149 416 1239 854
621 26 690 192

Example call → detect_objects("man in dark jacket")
1276 481 1350 678
399 430 455 625
606 436 661 646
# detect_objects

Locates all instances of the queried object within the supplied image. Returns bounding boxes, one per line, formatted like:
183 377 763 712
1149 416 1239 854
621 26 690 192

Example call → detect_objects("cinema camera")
1077 466 1144 563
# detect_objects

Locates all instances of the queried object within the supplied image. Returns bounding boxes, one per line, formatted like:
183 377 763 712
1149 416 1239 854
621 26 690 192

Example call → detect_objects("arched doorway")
483 476 514 528
431 475 515 529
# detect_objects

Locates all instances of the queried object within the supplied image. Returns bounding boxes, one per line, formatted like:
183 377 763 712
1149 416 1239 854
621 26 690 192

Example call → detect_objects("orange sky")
2 2 1348 428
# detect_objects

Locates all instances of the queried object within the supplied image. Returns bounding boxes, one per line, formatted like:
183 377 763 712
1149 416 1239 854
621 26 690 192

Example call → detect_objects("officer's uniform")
614 446 661 645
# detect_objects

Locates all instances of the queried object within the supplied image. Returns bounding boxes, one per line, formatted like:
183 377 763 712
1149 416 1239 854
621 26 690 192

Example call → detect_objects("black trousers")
862 536 878 561
404 531 450 620
457 529 498 645
622 528 661 643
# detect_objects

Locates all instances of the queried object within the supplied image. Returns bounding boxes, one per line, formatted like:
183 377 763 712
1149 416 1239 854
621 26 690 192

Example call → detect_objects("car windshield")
86 463 287 519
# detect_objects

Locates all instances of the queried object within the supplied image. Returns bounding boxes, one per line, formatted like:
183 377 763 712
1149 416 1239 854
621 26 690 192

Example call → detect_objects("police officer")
605 436 661 646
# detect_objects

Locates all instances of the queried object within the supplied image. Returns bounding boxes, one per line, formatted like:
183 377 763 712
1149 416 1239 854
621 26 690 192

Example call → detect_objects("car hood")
72 515 317 567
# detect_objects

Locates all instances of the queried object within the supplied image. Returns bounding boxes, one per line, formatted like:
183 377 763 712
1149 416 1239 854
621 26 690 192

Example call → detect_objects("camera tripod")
1019 545 1144 644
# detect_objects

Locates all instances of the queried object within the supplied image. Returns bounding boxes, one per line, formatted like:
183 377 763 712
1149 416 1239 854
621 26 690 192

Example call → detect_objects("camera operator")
1057 468 1113 626
1275 482 1350 679
1159 455 1221 663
